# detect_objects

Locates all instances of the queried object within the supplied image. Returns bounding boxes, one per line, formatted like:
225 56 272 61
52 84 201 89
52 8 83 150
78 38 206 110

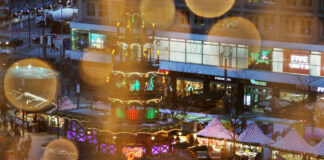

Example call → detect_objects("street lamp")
221 45 233 114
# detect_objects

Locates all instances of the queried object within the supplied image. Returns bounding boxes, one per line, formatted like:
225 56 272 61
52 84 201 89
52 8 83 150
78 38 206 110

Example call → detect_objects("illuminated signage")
318 87 324 93
214 76 231 81
249 49 272 71
250 80 267 86
289 55 309 70
122 147 144 160
158 69 169 75
250 50 271 64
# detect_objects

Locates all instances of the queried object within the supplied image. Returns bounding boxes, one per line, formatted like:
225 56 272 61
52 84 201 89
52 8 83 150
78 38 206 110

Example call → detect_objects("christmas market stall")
307 139 324 160
269 128 311 160
235 123 275 159
196 118 236 153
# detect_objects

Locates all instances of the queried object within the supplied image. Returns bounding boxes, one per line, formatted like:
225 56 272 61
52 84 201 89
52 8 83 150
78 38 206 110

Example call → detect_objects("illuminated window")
146 109 157 119
116 109 125 118
128 110 139 120
130 80 140 92
89 33 105 49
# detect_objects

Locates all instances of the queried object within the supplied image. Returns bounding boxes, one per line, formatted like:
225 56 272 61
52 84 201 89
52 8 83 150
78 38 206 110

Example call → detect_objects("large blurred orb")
42 139 78 160
208 16 261 53
4 58 57 112
185 0 235 18
79 53 113 87
140 0 175 29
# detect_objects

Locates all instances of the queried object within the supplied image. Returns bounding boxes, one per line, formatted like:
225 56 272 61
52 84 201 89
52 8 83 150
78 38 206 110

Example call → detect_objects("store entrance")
244 86 272 113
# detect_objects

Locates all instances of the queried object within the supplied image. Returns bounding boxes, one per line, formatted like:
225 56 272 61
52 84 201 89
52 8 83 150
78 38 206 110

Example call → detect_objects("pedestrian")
3 118 7 131
10 117 14 131
14 125 21 137
50 43 55 52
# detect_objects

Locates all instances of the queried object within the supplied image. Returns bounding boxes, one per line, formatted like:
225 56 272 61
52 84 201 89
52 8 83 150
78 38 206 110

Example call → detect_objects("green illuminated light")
116 109 125 118
146 109 157 119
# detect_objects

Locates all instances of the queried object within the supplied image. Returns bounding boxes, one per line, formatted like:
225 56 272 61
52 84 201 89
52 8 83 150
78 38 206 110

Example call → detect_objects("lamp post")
76 83 80 109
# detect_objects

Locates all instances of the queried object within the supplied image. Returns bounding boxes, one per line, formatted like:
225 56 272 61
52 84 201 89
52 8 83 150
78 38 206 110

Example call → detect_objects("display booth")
196 118 236 153
235 123 275 159
270 129 311 160
307 139 324 160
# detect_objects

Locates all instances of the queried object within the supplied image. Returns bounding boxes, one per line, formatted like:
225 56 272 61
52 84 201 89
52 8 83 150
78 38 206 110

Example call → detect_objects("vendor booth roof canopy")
237 123 274 145
270 129 311 153
308 139 324 157
196 118 236 140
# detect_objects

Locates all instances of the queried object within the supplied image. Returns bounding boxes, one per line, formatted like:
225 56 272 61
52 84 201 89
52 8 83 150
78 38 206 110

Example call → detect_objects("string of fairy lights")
48 114 182 136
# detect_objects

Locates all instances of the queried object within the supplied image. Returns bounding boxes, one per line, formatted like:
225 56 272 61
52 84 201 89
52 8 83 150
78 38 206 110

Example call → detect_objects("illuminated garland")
109 97 162 105
112 71 158 77
49 112 182 135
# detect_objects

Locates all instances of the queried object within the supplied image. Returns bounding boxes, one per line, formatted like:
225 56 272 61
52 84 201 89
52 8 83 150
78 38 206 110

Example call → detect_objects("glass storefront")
279 90 308 103
176 78 203 96
244 86 272 112
72 29 107 51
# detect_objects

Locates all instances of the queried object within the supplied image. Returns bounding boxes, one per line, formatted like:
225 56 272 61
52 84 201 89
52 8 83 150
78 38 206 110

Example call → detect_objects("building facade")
68 0 324 113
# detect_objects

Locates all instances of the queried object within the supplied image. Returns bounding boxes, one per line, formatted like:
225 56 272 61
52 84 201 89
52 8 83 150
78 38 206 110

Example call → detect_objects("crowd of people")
0 116 33 160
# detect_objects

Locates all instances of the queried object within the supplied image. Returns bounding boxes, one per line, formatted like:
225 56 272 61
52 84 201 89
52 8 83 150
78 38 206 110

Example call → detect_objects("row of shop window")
176 78 309 111
71 30 324 77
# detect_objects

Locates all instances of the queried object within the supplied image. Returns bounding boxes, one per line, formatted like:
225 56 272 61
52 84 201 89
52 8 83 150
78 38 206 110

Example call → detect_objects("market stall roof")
237 123 274 145
58 96 76 110
270 129 311 153
307 139 324 157
196 118 236 140
93 101 110 110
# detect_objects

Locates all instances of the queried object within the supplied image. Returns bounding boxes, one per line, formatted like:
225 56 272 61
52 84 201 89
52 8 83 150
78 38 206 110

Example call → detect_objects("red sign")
128 110 139 120
283 50 310 74
321 52 324 76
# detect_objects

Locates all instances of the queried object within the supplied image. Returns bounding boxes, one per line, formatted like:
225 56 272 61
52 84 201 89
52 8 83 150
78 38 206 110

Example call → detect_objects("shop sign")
289 55 309 70
214 76 231 81
122 147 144 160
248 49 272 71
250 80 267 86
158 69 169 75
283 50 310 74
318 87 324 93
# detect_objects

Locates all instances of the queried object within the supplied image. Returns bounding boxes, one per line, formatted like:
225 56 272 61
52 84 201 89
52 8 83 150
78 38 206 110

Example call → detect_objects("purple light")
152 145 170 155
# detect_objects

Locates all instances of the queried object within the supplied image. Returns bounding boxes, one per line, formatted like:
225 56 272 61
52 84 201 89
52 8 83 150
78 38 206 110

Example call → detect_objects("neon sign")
122 147 144 160
289 55 309 70
250 80 267 86
250 50 271 64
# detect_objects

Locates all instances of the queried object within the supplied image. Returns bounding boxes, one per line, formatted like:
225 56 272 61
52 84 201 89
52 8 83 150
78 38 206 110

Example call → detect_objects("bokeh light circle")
140 0 176 29
4 58 57 112
79 53 113 87
208 16 261 53
42 139 78 160
185 0 235 18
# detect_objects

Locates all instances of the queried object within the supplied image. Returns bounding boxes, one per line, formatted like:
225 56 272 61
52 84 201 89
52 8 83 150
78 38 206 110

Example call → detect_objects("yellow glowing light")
185 0 235 18
79 53 113 86
111 49 115 55
140 0 175 29
162 77 165 83
117 22 120 27
42 139 78 160
157 50 160 55
4 58 57 112
127 24 130 29
208 16 261 54
106 76 110 83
